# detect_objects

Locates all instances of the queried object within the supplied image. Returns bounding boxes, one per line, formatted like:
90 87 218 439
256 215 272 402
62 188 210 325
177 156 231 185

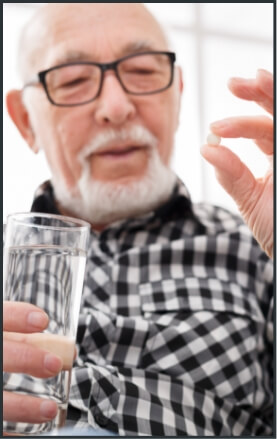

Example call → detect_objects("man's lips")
93 144 148 158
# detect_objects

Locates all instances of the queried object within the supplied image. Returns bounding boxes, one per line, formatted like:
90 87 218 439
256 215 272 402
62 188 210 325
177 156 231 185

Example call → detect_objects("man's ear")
174 66 184 130
177 65 184 95
6 89 38 153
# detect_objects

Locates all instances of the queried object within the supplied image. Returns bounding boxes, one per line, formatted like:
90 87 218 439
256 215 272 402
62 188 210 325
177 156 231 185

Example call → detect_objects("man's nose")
94 72 136 126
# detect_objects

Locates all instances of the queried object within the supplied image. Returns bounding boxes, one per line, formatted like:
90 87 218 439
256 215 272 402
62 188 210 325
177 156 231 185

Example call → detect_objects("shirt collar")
31 178 196 235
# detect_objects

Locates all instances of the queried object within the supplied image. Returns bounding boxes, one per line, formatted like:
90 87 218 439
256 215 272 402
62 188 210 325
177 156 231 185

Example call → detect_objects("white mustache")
78 125 158 165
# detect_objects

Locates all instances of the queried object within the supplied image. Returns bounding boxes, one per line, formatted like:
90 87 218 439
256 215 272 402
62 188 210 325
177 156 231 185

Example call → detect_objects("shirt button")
94 408 108 427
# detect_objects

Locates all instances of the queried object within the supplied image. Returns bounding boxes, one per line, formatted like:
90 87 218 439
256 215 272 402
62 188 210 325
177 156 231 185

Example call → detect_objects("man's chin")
52 156 177 227
91 174 148 186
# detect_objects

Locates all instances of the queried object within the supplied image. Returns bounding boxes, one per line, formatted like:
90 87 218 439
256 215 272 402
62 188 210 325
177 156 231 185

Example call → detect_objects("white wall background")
3 3 273 222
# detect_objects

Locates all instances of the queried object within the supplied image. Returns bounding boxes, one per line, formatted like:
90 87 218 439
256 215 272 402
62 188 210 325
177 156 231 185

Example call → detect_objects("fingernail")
44 353 63 374
228 76 242 83
210 120 230 129
257 68 270 77
40 400 58 420
27 311 49 329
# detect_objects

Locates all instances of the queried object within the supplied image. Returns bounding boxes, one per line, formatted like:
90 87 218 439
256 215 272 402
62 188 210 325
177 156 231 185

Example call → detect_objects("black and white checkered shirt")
29 179 274 435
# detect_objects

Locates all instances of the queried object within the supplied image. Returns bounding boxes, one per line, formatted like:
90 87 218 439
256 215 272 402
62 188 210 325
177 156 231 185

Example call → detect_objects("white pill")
206 133 221 145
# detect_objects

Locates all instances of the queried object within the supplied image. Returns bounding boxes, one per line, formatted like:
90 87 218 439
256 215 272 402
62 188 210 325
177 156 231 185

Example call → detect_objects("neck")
55 200 108 233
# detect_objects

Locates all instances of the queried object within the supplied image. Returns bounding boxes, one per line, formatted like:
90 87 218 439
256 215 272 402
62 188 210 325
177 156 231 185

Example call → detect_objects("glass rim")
6 212 91 232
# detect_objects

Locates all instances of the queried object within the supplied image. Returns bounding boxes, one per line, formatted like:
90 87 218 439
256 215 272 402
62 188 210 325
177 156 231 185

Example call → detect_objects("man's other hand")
201 70 273 259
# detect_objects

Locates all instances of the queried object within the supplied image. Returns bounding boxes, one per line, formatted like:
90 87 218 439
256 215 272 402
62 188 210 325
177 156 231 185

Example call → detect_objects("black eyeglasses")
23 51 176 107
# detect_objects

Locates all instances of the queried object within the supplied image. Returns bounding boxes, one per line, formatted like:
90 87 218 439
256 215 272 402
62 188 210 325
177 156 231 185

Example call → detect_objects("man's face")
22 4 182 222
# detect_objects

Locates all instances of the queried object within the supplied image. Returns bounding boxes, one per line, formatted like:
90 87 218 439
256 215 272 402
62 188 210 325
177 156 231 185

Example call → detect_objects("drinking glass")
3 213 90 435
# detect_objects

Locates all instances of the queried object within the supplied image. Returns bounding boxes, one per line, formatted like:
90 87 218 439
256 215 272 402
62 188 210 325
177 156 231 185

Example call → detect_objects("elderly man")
4 3 273 436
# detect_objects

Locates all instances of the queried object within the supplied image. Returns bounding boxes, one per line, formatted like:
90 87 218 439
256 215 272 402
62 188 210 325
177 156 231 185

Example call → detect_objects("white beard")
52 125 177 226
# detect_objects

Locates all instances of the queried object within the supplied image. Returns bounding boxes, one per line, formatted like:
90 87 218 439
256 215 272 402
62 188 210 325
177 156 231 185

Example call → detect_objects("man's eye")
59 77 90 88
126 68 156 75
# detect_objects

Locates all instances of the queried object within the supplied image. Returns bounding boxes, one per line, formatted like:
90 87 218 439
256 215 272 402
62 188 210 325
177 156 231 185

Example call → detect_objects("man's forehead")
50 41 164 66
24 3 168 72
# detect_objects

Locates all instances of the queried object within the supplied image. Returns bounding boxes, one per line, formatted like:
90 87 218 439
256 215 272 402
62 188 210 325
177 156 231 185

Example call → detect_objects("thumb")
200 144 256 214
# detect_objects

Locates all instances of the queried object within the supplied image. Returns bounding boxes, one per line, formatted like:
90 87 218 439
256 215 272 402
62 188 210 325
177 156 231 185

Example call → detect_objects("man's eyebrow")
53 51 93 65
52 42 160 66
120 41 160 56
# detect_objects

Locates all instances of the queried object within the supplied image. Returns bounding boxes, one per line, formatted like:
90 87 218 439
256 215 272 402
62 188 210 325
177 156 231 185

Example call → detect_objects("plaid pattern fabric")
6 179 274 436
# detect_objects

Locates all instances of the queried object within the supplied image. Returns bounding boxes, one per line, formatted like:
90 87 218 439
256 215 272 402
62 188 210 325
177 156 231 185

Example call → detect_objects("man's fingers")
4 338 63 378
3 391 58 423
3 301 49 333
256 69 273 99
228 79 272 115
200 143 256 212
228 71 273 115
254 138 273 157
210 116 273 155
4 331 75 371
